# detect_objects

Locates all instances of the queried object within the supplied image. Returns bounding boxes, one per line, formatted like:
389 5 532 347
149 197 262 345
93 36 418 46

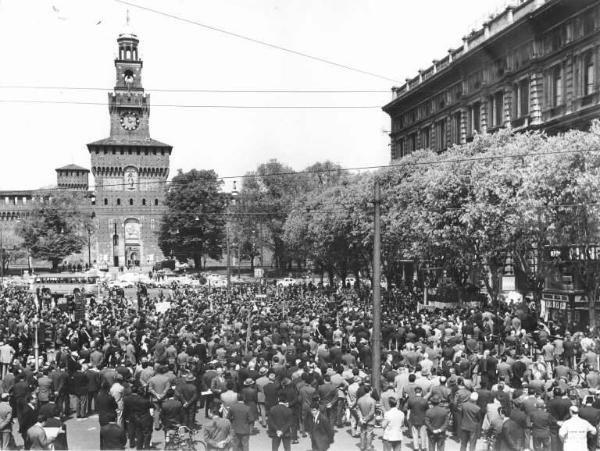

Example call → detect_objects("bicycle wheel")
192 440 207 451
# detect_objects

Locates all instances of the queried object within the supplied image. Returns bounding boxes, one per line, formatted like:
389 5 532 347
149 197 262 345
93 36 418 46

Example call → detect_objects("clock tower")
88 23 172 270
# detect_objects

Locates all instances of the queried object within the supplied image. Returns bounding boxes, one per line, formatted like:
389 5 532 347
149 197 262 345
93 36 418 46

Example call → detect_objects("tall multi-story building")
0 26 172 271
382 0 600 324
383 0 600 160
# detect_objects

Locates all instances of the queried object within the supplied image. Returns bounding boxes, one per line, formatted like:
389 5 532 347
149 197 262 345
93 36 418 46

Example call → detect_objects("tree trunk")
588 289 596 330
193 255 202 270
250 256 255 272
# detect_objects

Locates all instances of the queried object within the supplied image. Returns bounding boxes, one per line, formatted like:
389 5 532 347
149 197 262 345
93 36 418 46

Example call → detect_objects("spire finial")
126 9 130 27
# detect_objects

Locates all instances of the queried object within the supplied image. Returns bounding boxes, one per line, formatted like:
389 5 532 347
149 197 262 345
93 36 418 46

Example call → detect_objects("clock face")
120 111 140 131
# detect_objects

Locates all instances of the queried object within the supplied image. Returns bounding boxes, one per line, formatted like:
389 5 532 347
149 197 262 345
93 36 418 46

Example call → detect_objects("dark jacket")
425 405 450 432
498 418 526 451
263 382 281 410
407 396 429 426
95 389 118 426
547 397 572 422
530 408 556 438
123 394 152 424
100 422 126 450
19 403 38 434
268 404 294 438
460 401 481 432
307 412 334 451
160 398 184 430
228 401 252 435
67 371 88 396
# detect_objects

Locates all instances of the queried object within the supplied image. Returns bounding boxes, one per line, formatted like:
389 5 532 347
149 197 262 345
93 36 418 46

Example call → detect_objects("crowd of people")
0 280 598 451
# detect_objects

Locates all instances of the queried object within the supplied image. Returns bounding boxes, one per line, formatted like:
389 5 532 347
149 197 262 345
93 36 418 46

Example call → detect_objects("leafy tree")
17 191 92 271
158 169 226 269
284 173 373 284
0 228 26 274
239 159 306 270
537 125 600 326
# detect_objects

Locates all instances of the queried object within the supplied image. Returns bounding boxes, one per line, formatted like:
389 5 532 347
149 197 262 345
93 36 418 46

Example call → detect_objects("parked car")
277 277 296 287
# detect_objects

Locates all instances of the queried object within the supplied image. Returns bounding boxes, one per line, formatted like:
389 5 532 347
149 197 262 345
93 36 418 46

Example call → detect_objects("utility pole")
226 224 231 290
372 179 382 394
0 227 4 287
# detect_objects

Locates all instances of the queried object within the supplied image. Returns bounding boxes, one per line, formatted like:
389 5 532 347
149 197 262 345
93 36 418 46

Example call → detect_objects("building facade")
383 0 600 160
0 29 171 271
382 0 600 324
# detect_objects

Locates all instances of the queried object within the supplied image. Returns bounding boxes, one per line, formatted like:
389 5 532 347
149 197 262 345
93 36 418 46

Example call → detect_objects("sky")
0 0 513 191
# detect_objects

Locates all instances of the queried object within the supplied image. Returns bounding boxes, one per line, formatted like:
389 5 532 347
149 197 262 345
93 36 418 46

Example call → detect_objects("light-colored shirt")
382 407 405 442
559 415 596 451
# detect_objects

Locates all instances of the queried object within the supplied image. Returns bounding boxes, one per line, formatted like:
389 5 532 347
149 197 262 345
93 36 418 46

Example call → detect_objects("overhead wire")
0 85 390 94
0 99 382 109
114 0 400 84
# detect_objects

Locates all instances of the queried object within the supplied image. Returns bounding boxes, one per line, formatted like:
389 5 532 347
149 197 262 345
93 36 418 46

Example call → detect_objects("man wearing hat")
425 394 449 451
241 378 259 432
175 372 198 429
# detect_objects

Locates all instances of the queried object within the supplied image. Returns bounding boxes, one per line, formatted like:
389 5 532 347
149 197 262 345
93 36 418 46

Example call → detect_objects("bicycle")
164 425 207 451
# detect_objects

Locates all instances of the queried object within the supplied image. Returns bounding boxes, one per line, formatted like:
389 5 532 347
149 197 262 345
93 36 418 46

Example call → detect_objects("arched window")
142 199 146 206
117 199 121 206
129 199 134 206
154 199 159 206
104 198 108 206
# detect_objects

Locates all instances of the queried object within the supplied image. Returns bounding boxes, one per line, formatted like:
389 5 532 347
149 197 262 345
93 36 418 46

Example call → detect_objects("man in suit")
407 386 428 451
529 399 556 451
425 394 450 451
123 385 153 450
263 374 281 422
19 393 38 450
0 392 13 451
308 402 334 451
36 369 54 406
160 390 184 433
100 411 127 450
26 414 52 450
459 392 481 451
228 394 252 451
175 372 198 429
356 384 376 451
317 375 338 429
268 393 294 451
298 373 317 438
96 381 118 427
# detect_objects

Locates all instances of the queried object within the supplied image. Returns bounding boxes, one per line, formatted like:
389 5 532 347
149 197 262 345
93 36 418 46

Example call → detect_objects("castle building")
0 27 171 271
383 0 600 160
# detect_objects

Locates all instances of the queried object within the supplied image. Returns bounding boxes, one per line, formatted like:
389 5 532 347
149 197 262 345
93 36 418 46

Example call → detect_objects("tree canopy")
17 191 92 271
158 169 226 269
